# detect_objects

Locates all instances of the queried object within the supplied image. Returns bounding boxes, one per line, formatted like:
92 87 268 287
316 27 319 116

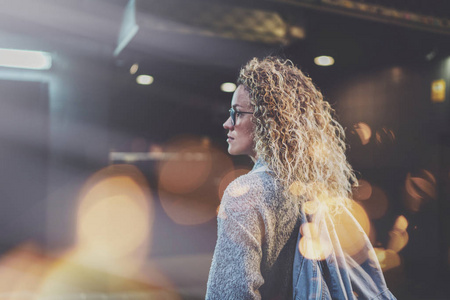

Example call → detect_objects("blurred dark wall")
328 56 450 298
0 80 48 249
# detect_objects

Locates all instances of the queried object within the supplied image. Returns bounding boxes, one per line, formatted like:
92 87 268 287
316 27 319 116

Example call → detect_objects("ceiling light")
136 75 154 85
314 56 335 66
130 63 139 74
0 48 52 70
221 82 236 93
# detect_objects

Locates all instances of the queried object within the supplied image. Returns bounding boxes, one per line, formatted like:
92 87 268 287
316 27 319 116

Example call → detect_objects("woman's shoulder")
221 169 279 213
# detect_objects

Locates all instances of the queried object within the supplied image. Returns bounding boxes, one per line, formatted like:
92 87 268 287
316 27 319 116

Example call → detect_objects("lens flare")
329 202 371 262
314 56 335 66
159 190 219 225
356 186 389 220
303 200 320 215
387 230 409 253
393 215 408 232
353 122 372 145
375 127 396 146
227 182 251 198
77 193 149 257
159 137 233 225
352 179 372 201
158 139 213 194
374 248 401 271
289 181 306 196
130 63 139 75
404 170 437 212
39 166 180 298
310 141 330 163
387 215 409 253
298 223 332 260
221 82 237 93
75 165 152 270
0 243 48 295
218 168 251 200
136 74 154 85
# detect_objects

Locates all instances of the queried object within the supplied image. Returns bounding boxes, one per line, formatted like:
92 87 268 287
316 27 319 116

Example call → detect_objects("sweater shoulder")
220 170 279 214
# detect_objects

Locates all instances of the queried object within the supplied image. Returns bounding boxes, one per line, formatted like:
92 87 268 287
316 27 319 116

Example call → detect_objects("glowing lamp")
314 56 335 66
0 48 52 70
136 74 153 85
221 82 236 93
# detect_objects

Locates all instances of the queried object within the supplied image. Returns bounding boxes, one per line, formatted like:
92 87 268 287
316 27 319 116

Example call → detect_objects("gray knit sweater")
206 160 301 299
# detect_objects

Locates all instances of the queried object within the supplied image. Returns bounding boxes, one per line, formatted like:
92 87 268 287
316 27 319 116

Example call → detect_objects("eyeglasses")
229 107 253 126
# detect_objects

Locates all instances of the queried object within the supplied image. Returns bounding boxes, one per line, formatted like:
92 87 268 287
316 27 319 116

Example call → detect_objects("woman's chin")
227 146 239 156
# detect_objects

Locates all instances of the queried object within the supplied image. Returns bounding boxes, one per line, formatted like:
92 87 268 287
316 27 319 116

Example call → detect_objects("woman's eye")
236 112 242 117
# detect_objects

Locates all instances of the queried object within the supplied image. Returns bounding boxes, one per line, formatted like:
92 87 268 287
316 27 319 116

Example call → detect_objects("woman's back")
206 160 301 299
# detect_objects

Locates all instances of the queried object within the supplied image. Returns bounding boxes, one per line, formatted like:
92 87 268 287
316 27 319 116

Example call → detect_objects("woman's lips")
227 136 234 142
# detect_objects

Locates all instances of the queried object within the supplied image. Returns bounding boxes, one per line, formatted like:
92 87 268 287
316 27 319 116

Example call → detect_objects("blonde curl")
237 57 356 212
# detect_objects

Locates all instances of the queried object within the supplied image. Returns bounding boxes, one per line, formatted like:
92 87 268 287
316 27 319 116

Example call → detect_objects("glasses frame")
229 107 253 126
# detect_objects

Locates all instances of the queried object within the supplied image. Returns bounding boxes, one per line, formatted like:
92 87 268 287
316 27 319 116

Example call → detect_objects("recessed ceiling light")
130 63 139 74
0 48 52 70
221 82 236 92
314 56 335 66
136 75 154 85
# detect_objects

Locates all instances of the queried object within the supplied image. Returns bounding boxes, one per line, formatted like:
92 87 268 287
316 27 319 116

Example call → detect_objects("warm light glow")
158 141 212 194
136 74 154 85
374 248 401 271
217 204 226 219
221 82 237 93
431 79 446 103
357 186 389 220
329 202 371 262
393 215 408 232
130 63 139 74
158 137 230 225
39 251 180 298
0 243 48 295
303 200 320 215
352 179 372 201
77 175 151 260
404 170 437 212
227 182 251 198
218 168 251 200
353 122 372 145
387 230 409 253
0 48 52 70
314 56 335 66
158 191 218 225
310 141 330 163
375 127 396 146
289 25 306 39
391 67 402 83
78 193 149 257
289 181 306 196
348 201 371 235
299 223 332 260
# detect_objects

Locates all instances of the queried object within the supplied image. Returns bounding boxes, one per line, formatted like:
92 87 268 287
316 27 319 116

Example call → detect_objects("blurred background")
0 0 449 299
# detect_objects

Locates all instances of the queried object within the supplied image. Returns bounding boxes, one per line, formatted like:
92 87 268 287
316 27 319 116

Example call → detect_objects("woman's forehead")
231 85 252 108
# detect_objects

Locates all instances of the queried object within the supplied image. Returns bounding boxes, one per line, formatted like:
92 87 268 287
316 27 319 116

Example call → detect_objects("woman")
206 57 395 299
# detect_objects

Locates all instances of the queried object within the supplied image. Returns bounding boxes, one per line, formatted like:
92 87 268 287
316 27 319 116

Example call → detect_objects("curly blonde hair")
237 57 356 210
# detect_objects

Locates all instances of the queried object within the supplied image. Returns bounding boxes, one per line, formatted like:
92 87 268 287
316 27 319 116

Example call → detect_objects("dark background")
0 0 449 299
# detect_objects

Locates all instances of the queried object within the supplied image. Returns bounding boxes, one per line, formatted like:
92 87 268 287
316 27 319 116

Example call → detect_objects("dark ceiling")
0 0 449 107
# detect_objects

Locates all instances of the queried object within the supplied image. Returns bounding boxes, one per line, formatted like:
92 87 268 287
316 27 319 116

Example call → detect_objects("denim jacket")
293 209 396 300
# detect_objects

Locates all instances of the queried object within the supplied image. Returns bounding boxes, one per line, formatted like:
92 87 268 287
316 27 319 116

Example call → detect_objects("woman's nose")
223 116 233 130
